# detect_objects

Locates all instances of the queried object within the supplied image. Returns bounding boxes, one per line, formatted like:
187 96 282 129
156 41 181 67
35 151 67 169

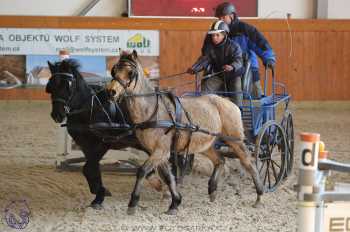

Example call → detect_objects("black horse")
45 59 193 209
45 59 162 209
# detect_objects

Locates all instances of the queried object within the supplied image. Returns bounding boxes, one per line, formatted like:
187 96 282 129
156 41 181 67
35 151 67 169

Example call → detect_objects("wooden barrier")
1 16 350 100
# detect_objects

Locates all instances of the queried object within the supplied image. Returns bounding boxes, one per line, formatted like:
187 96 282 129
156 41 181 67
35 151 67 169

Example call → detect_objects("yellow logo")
127 34 151 49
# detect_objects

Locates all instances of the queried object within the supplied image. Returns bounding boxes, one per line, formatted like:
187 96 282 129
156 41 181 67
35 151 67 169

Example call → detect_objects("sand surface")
0 101 349 232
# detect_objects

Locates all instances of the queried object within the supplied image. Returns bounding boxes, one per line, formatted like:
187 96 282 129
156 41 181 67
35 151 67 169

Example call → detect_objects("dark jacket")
202 19 276 69
192 36 243 74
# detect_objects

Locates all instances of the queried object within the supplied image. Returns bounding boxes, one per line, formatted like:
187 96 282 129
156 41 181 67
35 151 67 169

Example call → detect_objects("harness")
112 57 242 172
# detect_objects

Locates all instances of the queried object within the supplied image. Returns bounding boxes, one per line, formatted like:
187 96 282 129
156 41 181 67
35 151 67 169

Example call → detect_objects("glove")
223 65 234 72
186 67 195 75
264 59 275 69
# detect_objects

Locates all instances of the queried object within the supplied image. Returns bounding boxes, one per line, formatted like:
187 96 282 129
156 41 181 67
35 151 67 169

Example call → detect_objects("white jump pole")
297 132 320 232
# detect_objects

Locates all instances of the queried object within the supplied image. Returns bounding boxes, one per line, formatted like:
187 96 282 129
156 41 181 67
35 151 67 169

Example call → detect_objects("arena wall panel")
0 16 350 100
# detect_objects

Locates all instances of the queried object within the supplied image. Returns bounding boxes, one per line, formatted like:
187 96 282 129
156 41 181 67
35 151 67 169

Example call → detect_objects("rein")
50 71 112 123
149 71 188 81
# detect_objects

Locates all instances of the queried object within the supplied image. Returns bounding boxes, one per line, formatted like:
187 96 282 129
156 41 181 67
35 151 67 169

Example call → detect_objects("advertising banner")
0 28 160 89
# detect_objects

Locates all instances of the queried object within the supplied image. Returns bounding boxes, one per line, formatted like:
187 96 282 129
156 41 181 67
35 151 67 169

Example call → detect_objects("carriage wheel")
281 111 294 176
255 121 288 192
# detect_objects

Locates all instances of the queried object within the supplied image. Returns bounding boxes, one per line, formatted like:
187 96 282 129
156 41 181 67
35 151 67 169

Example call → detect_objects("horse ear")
132 50 138 59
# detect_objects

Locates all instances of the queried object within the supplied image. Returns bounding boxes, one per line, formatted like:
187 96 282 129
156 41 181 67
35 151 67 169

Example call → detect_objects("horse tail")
207 94 245 141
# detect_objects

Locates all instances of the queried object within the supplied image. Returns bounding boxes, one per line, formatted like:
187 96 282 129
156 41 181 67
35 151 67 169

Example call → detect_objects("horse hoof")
209 192 217 202
104 188 112 197
90 203 103 210
252 200 262 208
165 209 178 215
127 207 136 215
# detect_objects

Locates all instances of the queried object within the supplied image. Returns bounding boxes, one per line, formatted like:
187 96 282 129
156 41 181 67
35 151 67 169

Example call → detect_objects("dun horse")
107 50 264 215
45 59 163 209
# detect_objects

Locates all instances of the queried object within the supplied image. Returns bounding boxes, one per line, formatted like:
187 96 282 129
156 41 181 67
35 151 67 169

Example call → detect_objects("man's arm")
231 21 276 66
247 38 276 67
191 55 210 73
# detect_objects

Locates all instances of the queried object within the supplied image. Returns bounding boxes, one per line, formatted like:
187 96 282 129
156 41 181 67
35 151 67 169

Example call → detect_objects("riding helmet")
208 20 230 34
214 2 236 18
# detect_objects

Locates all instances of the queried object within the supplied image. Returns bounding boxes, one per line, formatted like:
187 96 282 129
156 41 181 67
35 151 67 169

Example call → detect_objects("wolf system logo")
127 34 151 49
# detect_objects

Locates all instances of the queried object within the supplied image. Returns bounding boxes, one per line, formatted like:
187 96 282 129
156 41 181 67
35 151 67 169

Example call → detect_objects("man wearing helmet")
188 20 243 106
208 1 276 98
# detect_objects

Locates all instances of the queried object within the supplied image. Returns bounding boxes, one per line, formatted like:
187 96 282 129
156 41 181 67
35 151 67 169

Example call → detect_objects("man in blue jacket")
188 20 243 106
204 2 276 98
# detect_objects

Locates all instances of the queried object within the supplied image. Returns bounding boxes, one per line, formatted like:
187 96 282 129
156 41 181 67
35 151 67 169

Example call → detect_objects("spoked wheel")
255 121 288 192
281 111 294 177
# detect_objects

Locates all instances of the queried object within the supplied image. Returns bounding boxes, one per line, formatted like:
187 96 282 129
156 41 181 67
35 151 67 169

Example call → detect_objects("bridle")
50 72 76 114
111 57 139 100
110 56 162 124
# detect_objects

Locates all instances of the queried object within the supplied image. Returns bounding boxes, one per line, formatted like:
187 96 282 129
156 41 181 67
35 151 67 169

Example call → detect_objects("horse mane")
119 53 139 67
50 59 81 75
63 58 81 70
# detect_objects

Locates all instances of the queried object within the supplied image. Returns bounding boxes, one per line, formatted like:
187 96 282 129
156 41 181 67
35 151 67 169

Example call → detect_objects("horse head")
107 50 143 101
46 59 82 123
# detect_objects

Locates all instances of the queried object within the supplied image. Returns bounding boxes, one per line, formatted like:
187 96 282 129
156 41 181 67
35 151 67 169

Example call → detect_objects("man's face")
219 15 232 24
211 32 225 45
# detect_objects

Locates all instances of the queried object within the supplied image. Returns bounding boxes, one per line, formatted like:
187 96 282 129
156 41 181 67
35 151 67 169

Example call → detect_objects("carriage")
54 60 293 193
46 51 294 212
182 66 294 192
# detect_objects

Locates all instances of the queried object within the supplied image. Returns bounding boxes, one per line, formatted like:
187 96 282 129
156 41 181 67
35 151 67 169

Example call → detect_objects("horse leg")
157 162 182 215
224 141 264 207
204 147 225 202
81 145 109 209
127 159 154 215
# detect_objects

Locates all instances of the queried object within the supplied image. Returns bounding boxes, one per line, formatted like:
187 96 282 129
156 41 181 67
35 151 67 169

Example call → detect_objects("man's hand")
264 59 275 69
223 65 234 72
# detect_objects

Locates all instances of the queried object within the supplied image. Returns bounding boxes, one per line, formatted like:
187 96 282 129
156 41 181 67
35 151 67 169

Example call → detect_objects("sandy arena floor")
0 101 349 232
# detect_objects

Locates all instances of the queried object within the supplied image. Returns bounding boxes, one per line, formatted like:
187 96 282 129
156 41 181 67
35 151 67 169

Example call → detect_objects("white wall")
0 0 127 16
258 0 315 18
327 0 350 19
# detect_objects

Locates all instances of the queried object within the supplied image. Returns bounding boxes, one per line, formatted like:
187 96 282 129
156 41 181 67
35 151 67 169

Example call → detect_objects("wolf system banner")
0 29 160 89
0 28 159 56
